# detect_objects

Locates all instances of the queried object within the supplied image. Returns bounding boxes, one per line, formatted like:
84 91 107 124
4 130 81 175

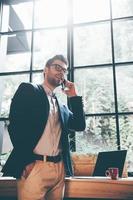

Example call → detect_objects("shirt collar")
44 85 56 98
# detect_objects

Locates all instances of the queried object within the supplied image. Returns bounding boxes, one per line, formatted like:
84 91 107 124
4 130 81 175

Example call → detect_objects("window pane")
74 67 115 114
2 1 33 32
0 122 4 155
32 72 43 84
33 29 67 70
119 115 133 172
0 121 12 174
112 0 133 18
1 121 12 154
113 19 133 63
34 0 67 28
116 65 133 112
32 73 67 105
76 116 117 153
0 32 31 72
0 74 29 117
74 22 112 66
73 0 110 24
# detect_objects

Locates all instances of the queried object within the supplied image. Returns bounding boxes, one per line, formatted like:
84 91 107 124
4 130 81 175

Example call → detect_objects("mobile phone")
61 79 66 90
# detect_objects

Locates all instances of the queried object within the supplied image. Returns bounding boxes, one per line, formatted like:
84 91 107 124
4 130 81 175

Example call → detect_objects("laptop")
92 150 127 177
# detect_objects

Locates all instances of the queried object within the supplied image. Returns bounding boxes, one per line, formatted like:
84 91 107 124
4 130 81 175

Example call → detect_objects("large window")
0 0 133 174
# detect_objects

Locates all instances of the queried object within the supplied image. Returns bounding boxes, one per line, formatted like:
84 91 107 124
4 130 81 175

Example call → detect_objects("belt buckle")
43 155 47 162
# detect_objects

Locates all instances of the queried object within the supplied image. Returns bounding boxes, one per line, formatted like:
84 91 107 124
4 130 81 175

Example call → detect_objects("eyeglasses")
51 64 68 74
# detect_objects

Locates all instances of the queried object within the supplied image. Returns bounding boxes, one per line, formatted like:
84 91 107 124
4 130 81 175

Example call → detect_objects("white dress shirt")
34 85 62 156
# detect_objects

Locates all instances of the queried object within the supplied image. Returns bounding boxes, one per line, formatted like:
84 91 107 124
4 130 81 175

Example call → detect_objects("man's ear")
44 67 48 75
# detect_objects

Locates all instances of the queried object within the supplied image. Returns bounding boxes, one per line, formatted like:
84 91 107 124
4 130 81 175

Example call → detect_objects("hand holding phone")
61 79 77 97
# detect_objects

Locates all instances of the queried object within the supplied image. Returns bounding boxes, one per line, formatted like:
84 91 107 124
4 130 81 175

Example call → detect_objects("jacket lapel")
55 97 66 129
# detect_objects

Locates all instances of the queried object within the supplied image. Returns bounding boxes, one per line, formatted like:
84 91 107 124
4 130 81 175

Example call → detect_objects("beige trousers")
17 160 65 200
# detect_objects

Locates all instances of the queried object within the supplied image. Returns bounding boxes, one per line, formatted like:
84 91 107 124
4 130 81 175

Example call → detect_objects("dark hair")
45 55 68 67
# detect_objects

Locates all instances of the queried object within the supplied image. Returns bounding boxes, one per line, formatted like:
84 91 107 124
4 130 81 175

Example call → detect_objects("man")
2 55 86 200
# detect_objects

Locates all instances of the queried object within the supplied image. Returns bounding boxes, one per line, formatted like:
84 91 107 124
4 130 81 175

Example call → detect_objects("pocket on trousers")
21 162 36 180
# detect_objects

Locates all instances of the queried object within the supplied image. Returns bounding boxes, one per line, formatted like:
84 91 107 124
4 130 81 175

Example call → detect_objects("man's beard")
47 76 61 88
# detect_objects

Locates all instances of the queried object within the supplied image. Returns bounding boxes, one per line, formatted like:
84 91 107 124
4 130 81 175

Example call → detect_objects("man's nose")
59 71 64 77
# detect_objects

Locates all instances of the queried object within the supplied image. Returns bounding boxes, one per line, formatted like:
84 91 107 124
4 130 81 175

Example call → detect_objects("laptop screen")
92 150 127 177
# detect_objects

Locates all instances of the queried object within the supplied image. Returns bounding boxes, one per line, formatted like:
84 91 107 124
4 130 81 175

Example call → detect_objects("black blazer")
2 82 86 178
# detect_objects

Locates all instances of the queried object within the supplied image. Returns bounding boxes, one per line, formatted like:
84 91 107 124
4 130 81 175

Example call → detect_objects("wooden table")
65 176 133 199
0 176 133 199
